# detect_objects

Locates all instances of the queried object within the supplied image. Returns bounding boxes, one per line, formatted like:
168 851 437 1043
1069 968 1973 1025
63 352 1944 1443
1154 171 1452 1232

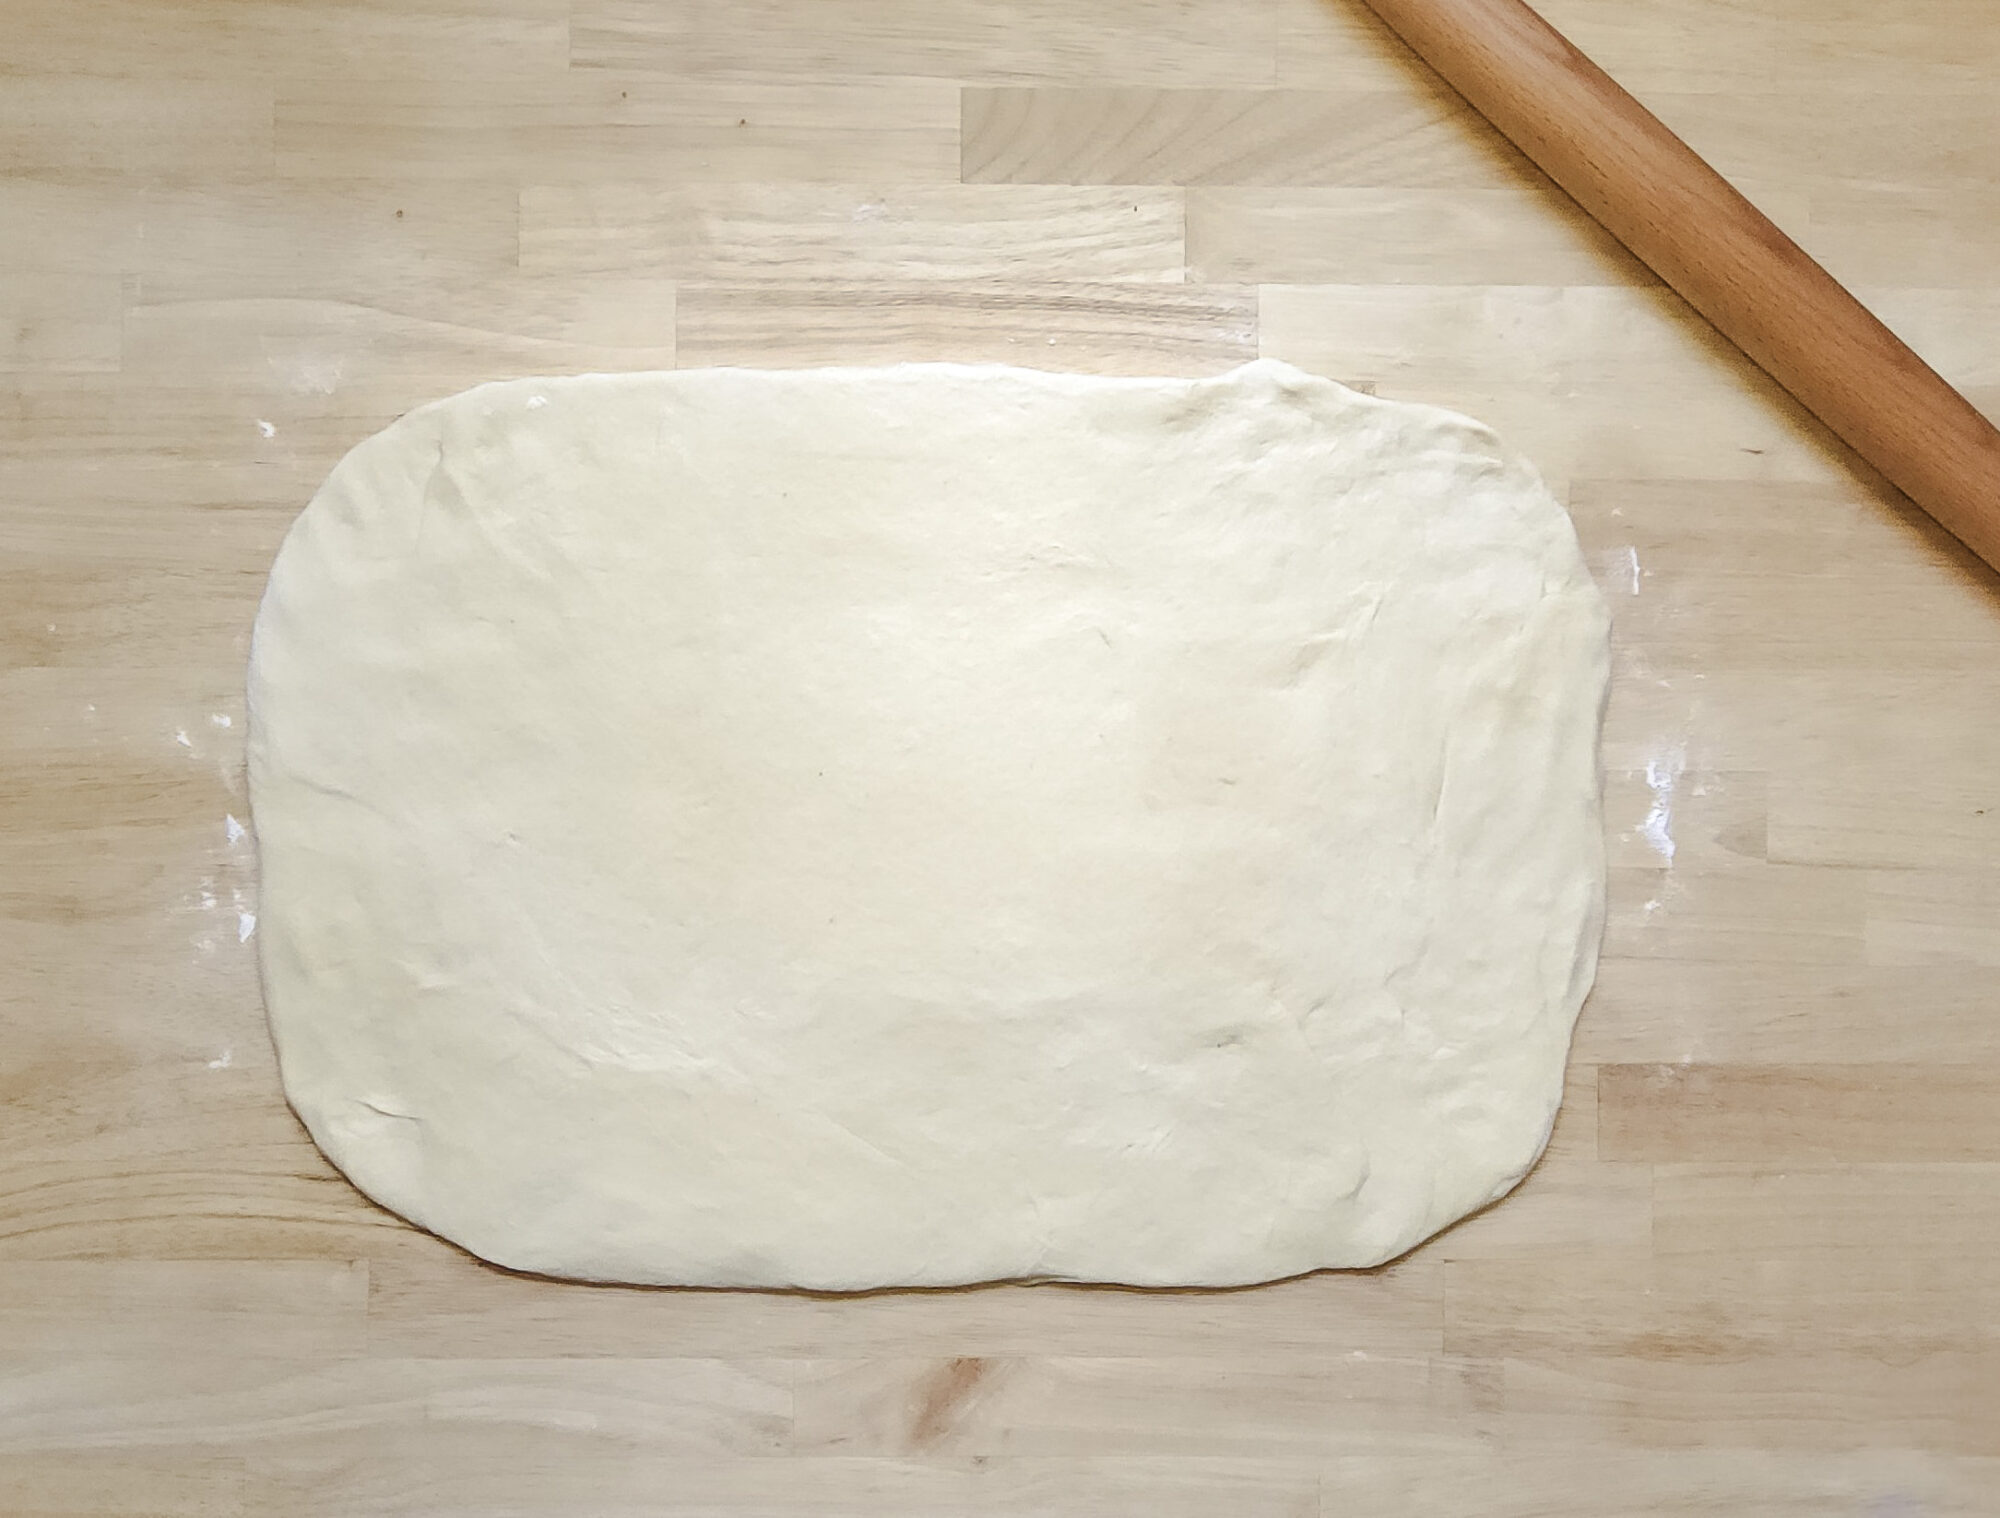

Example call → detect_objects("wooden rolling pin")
1356 0 2000 576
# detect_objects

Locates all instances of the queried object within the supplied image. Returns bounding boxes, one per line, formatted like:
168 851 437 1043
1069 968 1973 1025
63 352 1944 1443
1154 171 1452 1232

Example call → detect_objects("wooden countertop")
5 1 1998 1511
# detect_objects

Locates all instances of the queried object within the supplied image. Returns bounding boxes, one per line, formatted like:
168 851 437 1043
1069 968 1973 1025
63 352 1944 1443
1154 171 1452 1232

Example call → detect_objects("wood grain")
1185 185 1661 285
272 79 961 182
3 0 1998 1511
519 185 1188 282
962 87 1528 188
674 282 1257 372
1597 1062 2000 1161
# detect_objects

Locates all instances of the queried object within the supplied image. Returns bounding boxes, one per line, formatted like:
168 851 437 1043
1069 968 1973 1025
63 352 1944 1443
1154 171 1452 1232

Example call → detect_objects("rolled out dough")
249 359 1608 1289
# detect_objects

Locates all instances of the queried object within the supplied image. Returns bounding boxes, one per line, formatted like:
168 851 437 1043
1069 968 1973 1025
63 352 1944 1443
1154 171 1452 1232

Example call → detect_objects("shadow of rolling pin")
1355 0 2000 576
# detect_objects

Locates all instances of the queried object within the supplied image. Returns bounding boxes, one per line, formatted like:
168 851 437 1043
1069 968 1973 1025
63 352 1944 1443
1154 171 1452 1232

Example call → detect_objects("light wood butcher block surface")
5 2 1999 1513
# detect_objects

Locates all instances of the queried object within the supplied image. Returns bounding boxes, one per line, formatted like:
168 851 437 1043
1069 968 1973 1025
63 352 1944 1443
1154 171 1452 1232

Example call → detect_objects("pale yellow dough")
249 360 1609 1289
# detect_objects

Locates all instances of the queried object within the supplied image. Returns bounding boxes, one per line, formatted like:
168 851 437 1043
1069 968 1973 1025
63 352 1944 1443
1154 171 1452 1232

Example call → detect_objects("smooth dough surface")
249 359 1609 1289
